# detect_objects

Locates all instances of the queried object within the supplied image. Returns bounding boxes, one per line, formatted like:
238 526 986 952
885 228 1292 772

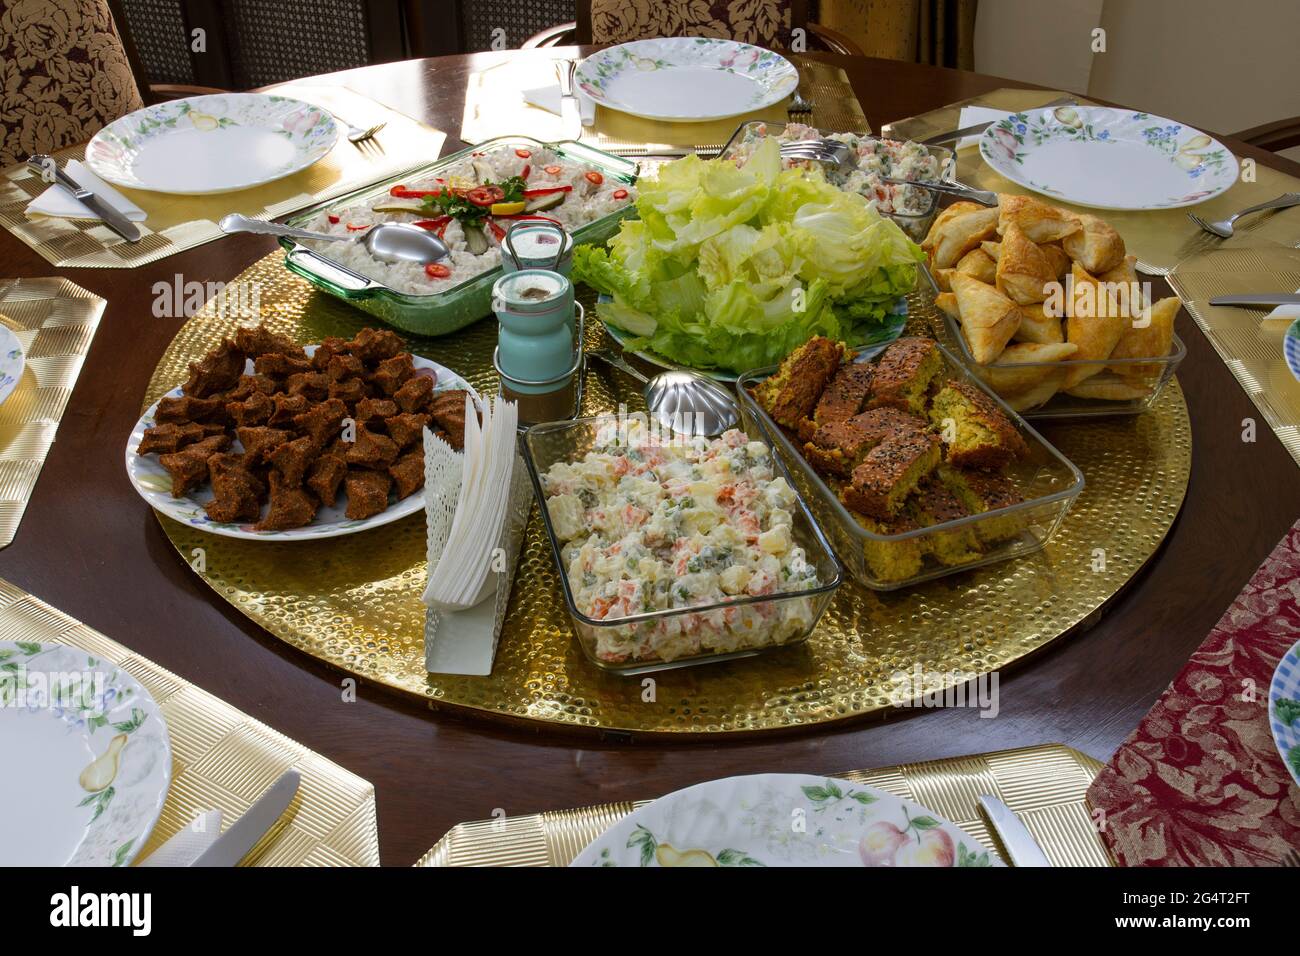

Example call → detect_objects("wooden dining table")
3 47 1299 866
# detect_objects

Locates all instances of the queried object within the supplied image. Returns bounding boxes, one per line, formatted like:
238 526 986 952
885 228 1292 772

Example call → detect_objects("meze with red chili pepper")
297 143 636 294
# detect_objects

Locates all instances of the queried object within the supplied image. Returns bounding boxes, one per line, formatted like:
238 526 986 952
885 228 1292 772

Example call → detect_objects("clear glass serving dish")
717 120 956 243
521 416 843 675
735 342 1085 591
276 136 638 337
935 309 1187 419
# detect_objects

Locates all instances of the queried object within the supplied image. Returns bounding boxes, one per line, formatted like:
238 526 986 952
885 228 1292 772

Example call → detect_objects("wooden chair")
524 0 865 55
112 0 414 96
1232 117 1300 154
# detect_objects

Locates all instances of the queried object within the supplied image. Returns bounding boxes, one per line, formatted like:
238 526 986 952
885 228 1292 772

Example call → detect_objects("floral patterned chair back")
0 0 146 167
588 0 804 49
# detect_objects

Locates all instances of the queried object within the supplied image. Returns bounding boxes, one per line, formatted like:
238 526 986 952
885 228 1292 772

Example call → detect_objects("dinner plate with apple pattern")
571 773 1002 867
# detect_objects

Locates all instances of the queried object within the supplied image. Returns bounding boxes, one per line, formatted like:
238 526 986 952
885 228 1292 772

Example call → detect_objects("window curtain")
814 0 977 68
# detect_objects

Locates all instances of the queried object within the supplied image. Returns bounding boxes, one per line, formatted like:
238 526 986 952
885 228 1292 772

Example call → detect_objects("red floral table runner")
1087 519 1300 865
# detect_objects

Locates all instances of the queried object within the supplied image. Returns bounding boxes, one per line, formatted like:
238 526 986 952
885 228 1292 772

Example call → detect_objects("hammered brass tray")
143 252 1192 736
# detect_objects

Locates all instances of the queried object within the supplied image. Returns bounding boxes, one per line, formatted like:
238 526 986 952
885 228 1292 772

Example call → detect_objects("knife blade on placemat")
1209 293 1300 307
977 795 1052 867
26 154 141 243
557 59 583 141
189 769 300 867
915 96 1075 146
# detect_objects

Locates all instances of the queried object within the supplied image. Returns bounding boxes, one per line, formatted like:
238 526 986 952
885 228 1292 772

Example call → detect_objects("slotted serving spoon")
590 349 739 437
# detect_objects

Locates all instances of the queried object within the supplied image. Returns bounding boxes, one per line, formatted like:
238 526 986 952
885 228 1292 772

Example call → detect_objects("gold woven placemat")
137 251 1191 736
882 88 1300 274
1167 244 1300 466
460 55 868 152
415 743 1110 866
0 277 104 549
0 577 380 866
0 85 447 269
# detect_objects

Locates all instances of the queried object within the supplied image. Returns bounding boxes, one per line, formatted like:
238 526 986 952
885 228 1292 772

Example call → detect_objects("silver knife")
916 96 1076 147
189 769 300 867
1209 293 1300 307
27 154 141 243
557 59 583 140
977 795 1051 867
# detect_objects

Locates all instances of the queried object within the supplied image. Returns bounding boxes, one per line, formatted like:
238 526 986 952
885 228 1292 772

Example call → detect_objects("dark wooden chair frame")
522 0 865 55
1233 117 1300 154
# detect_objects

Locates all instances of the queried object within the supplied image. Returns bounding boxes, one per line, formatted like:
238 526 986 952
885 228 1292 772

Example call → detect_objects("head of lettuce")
572 137 924 375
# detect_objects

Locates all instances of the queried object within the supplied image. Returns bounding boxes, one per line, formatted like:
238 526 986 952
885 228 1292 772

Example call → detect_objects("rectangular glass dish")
935 309 1186 419
735 342 1085 590
717 120 957 243
521 416 843 675
276 136 638 337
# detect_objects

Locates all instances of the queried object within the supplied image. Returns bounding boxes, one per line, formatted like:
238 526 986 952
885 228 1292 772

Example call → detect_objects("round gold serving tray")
145 253 1191 736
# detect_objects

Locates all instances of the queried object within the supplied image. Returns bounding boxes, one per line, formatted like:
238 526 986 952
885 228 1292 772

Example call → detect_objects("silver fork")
1188 192 1300 238
880 175 997 206
788 89 814 119
779 139 852 172
343 119 386 152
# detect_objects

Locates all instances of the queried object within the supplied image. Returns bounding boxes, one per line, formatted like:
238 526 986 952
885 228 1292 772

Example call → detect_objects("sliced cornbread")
842 430 942 518
907 477 982 565
867 337 944 414
803 405 922 477
832 480 927 583
938 464 1026 545
754 336 845 430
929 379 1028 468
797 362 874 441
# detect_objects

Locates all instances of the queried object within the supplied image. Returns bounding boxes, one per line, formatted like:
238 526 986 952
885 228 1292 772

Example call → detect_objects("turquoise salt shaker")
492 269 576 396
501 220 573 279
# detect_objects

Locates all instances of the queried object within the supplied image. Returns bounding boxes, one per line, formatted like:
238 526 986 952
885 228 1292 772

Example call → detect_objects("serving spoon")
218 213 449 265
590 348 740 437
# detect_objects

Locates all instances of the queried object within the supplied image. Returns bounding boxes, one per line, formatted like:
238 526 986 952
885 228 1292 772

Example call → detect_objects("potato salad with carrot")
541 421 821 664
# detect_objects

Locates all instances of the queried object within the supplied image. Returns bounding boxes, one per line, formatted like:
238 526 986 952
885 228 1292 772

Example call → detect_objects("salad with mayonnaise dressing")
540 421 822 665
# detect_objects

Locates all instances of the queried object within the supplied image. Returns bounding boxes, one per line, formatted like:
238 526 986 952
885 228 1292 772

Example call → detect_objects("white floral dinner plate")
125 348 477 541
0 640 170 866
1285 317 1300 385
1269 639 1300 785
86 93 339 195
0 323 24 407
572 773 1002 867
575 38 798 123
979 106 1237 210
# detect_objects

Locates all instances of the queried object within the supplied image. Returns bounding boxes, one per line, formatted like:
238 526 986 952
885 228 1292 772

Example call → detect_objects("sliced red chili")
436 219 450 239
515 148 532 159
487 219 506 241
584 171 604 186
425 263 452 279
522 185 572 197
327 214 340 224
520 164 531 180
412 217 451 230
467 185 505 206
390 186 445 199
612 188 629 200
345 222 370 231
544 164 562 175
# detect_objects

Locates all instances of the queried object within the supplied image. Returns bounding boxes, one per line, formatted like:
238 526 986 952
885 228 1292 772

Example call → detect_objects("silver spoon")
590 348 739 437
218 213 449 265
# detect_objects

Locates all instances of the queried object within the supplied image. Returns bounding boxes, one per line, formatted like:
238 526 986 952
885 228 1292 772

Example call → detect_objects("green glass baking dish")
276 136 638 336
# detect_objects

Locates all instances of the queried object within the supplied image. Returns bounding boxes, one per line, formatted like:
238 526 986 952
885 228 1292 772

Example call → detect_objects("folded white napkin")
1264 289 1300 323
954 106 1020 149
523 85 596 126
136 809 223 867
26 159 147 222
